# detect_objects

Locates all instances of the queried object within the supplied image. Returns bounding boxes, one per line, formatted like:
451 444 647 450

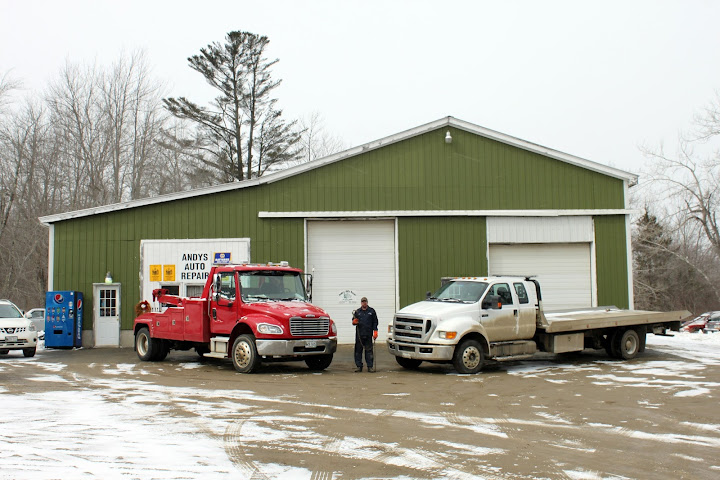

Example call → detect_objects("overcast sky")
2 0 719 180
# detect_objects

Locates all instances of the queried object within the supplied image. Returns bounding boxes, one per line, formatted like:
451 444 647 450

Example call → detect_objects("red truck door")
210 271 239 334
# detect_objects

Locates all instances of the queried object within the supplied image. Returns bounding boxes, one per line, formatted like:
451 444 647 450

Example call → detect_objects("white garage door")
307 220 396 344
489 244 593 310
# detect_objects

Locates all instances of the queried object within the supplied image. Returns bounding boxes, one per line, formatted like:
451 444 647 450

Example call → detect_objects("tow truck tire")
395 356 423 370
305 354 333 370
617 329 640 360
153 341 169 361
453 339 484 374
23 347 36 357
195 345 210 358
232 334 260 373
135 327 157 361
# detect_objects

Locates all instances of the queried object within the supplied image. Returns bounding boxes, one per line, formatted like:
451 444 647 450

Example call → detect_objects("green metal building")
40 117 637 347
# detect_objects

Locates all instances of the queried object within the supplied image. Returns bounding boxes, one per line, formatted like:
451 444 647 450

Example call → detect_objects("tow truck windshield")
427 281 488 303
239 271 307 302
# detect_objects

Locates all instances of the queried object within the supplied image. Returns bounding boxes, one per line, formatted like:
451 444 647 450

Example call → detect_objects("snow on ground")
1 331 719 479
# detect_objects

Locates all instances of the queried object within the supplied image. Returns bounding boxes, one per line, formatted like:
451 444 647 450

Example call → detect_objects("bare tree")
0 100 54 305
643 139 720 259
296 112 346 165
639 94 720 309
101 50 168 201
47 61 112 208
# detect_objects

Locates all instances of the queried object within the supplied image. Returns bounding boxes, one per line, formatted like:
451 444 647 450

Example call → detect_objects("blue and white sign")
214 252 232 264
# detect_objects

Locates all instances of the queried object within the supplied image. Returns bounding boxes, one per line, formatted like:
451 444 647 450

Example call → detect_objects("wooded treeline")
0 32 343 309
632 95 720 315
0 31 717 315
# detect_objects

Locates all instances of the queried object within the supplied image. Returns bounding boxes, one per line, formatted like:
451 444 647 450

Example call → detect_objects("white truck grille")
289 317 329 336
393 316 429 342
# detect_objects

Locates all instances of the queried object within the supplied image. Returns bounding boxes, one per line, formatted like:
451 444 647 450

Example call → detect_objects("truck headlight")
28 324 37 332
387 325 394 334
257 323 283 335
438 331 457 340
331 321 337 335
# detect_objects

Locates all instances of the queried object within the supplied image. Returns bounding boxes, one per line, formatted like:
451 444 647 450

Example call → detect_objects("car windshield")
239 271 307 302
0 304 23 318
427 281 488 303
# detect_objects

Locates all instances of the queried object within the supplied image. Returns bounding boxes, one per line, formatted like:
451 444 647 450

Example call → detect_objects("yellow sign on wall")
163 265 176 282
149 264 162 282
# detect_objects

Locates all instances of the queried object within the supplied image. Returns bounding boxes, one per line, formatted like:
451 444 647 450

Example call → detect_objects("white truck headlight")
257 323 283 335
438 331 457 340
28 324 36 332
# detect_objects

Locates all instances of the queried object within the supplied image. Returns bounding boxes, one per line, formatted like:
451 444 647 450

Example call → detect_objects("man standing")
352 296 379 372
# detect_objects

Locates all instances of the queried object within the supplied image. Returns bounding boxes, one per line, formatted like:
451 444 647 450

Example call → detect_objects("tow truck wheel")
195 345 210 358
232 334 260 373
135 327 156 361
22 347 36 357
617 329 640 360
453 339 484 374
395 356 422 370
153 341 169 361
305 354 333 370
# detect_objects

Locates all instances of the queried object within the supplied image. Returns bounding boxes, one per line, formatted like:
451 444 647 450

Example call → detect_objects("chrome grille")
393 316 428 342
290 317 329 336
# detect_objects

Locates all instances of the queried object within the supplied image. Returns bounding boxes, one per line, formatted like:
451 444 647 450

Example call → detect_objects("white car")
24 308 45 339
0 299 38 357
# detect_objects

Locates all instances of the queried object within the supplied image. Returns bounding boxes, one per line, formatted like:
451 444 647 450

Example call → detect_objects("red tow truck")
133 262 338 373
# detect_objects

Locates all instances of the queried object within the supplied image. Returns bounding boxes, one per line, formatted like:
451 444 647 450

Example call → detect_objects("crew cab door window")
513 283 529 304
487 283 514 306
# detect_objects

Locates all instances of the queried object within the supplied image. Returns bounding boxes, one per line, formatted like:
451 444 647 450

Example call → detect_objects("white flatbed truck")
387 276 689 373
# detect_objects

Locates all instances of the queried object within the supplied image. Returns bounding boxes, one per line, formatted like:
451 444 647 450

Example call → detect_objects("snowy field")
1 332 720 480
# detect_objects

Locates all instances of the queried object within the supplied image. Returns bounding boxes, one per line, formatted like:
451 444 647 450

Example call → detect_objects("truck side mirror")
214 274 221 302
481 294 502 310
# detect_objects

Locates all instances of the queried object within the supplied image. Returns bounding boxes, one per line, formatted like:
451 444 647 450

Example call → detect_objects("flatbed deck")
539 307 691 333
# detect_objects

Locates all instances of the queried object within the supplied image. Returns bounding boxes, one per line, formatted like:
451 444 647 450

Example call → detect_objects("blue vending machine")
45 291 84 348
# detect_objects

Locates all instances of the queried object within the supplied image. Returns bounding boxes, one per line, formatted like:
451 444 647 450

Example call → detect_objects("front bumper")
0 333 38 350
387 339 454 361
256 337 337 357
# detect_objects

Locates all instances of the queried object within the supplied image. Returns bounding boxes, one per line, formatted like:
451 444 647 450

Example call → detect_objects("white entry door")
307 220 396 344
93 284 121 347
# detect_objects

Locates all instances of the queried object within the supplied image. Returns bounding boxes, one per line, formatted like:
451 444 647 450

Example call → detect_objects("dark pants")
354 334 374 368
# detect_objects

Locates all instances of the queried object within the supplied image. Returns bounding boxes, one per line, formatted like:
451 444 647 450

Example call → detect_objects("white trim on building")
259 209 636 219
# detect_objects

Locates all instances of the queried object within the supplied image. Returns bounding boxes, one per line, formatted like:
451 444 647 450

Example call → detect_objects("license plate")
6 336 17 342
305 340 317 348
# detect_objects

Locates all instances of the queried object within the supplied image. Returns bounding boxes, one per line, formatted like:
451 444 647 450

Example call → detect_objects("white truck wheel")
453 339 484 374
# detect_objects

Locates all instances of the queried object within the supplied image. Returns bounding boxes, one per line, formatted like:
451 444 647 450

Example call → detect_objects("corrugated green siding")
594 215 630 308
398 217 487 307
50 126 629 330
259 128 625 212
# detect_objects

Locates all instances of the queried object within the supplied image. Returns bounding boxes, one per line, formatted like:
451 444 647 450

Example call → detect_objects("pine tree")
163 31 301 181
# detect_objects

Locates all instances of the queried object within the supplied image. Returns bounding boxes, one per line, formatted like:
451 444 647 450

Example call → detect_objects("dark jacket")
353 306 379 336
